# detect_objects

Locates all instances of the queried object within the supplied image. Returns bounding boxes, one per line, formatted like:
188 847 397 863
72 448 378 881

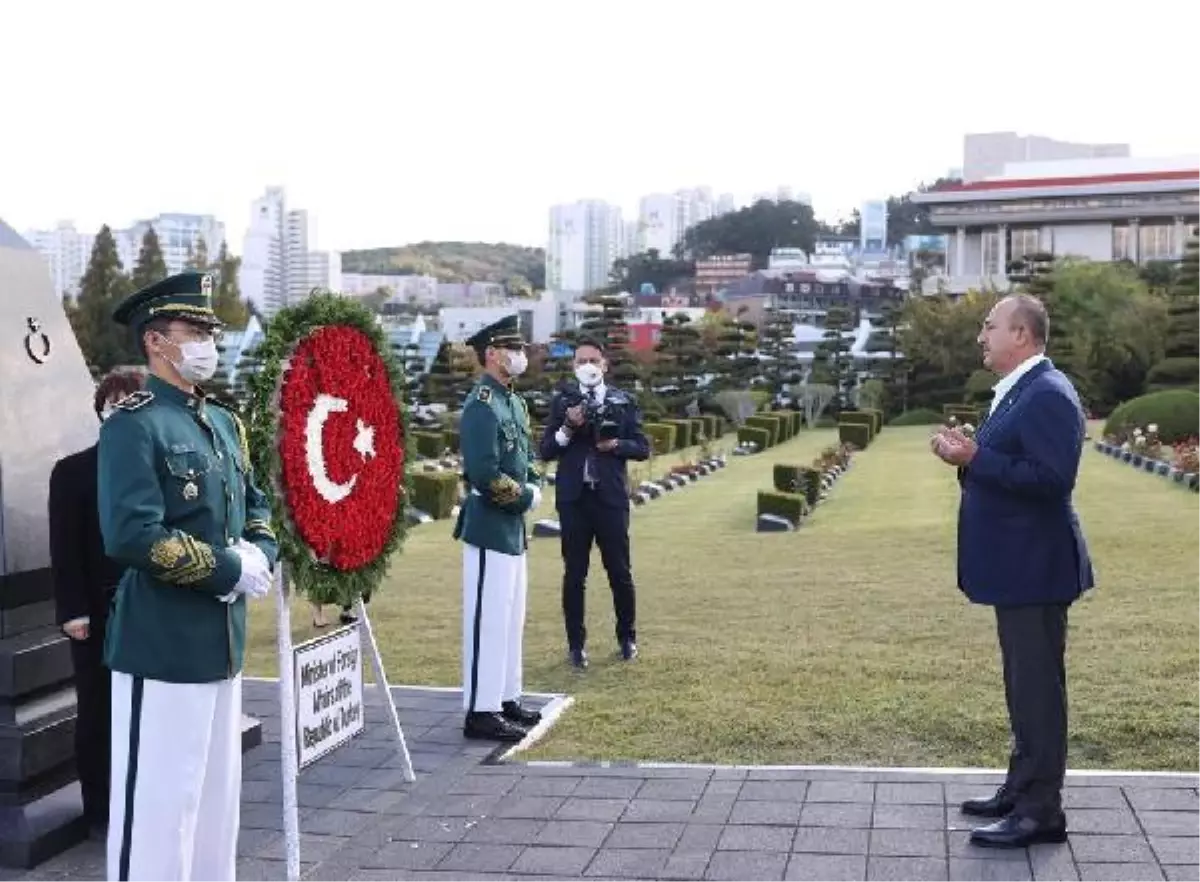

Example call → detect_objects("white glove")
231 541 271 600
526 483 542 511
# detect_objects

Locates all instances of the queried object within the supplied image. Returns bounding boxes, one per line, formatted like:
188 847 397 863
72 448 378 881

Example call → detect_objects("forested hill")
339 241 545 288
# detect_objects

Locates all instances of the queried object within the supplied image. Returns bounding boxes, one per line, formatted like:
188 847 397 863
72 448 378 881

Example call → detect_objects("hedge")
1104 390 1200 444
837 411 876 444
738 425 772 450
745 414 783 446
660 419 693 449
644 422 678 455
688 417 707 444
413 430 447 458
772 463 822 507
444 427 461 454
409 471 460 519
858 407 883 435
757 490 808 526
700 414 719 441
838 421 872 450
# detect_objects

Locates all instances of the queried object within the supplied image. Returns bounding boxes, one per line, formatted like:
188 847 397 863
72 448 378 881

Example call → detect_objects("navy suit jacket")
957 359 1095 607
539 384 651 509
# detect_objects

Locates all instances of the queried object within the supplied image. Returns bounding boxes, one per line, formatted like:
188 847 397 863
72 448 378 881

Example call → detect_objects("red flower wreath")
277 325 405 571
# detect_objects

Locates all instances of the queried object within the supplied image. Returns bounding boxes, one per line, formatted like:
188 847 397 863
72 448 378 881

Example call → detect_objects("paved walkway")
28 681 1198 881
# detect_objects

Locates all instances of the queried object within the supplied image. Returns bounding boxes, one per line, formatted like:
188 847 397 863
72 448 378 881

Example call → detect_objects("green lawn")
245 426 1199 771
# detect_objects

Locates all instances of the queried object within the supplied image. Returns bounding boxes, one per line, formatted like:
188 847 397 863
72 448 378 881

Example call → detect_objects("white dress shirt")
989 353 1047 416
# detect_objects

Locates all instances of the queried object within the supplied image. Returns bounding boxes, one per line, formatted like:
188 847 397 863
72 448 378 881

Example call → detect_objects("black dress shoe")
569 648 589 670
961 790 1015 818
970 814 1067 849
619 640 638 661
463 711 527 743
502 700 542 727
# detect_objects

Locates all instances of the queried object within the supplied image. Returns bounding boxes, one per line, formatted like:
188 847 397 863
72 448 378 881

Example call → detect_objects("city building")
860 200 888 251
634 187 732 259
340 272 440 304
912 156 1200 294
694 253 754 296
963 132 1130 183
435 282 506 307
117 213 225 276
439 291 560 345
23 221 94 298
546 200 626 293
239 187 337 317
25 213 224 298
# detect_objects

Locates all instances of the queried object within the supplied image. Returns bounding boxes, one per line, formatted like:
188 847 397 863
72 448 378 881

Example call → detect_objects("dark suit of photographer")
539 341 650 668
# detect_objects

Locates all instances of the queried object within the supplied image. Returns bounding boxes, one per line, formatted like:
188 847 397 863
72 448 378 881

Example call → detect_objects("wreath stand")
275 564 415 881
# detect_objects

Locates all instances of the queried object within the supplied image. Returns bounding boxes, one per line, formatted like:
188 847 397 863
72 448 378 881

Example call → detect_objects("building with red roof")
911 158 1199 294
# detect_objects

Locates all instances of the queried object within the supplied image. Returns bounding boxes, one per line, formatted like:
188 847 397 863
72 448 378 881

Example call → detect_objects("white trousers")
108 672 242 882
462 544 527 713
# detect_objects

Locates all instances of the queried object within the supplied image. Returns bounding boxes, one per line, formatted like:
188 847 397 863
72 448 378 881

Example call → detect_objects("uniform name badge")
183 481 199 501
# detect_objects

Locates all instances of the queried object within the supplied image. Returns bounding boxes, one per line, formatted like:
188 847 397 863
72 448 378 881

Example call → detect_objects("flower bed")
1094 423 1199 492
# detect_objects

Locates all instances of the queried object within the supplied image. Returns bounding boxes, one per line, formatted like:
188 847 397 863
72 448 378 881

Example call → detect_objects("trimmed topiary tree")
1147 236 1199 391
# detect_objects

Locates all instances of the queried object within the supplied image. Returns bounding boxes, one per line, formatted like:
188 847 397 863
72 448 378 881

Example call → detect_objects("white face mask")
158 335 219 384
505 350 528 377
575 363 603 387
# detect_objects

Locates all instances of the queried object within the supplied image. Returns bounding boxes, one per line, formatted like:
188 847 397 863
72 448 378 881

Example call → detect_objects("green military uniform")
98 374 278 682
98 271 278 882
452 372 541 554
454 315 545 743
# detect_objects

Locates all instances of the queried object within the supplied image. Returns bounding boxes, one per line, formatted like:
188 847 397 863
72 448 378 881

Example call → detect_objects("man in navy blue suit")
931 294 1093 849
540 338 650 669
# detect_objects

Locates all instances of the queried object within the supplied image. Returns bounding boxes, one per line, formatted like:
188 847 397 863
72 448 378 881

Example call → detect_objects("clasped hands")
930 425 978 467
218 540 272 604
564 405 619 453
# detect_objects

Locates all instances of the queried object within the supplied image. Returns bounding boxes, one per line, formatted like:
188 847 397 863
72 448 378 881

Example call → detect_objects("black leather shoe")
961 790 1015 818
619 640 638 661
463 711 527 743
569 648 589 670
970 814 1067 849
502 700 542 727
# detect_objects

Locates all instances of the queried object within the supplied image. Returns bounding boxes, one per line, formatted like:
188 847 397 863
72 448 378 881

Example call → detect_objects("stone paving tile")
26 682 1200 882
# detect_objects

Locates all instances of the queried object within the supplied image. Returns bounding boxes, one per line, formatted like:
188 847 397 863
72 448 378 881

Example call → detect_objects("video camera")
558 383 621 441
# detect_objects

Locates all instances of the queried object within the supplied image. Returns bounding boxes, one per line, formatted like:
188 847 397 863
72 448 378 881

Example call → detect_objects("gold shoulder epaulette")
115 390 154 412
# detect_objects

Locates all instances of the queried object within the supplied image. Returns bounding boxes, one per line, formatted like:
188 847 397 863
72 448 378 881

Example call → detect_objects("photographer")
539 339 649 669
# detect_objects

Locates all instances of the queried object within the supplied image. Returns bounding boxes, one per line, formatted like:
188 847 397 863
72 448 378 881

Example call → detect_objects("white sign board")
293 624 364 769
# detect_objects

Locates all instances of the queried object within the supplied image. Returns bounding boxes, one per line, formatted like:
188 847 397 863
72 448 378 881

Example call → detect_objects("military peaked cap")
112 270 223 330
464 314 524 351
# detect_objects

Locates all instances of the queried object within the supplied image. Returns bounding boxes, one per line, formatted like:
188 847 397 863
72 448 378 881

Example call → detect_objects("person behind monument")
48 368 146 840
453 314 544 743
96 270 278 881
538 337 649 669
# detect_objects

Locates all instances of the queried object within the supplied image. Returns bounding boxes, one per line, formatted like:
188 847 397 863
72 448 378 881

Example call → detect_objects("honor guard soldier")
97 271 278 881
453 314 545 743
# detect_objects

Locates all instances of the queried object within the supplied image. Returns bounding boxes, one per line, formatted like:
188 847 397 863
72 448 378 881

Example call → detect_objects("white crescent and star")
304 393 377 505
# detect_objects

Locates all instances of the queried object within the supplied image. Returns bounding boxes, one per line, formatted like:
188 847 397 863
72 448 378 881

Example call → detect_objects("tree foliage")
213 240 250 328
677 200 820 268
1147 236 1199 391
130 226 168 293
652 313 706 411
758 308 802 393
71 225 137 373
607 249 693 295
339 241 545 288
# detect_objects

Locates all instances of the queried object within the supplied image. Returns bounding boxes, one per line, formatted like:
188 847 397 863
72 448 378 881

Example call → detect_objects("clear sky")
2 0 1196 253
